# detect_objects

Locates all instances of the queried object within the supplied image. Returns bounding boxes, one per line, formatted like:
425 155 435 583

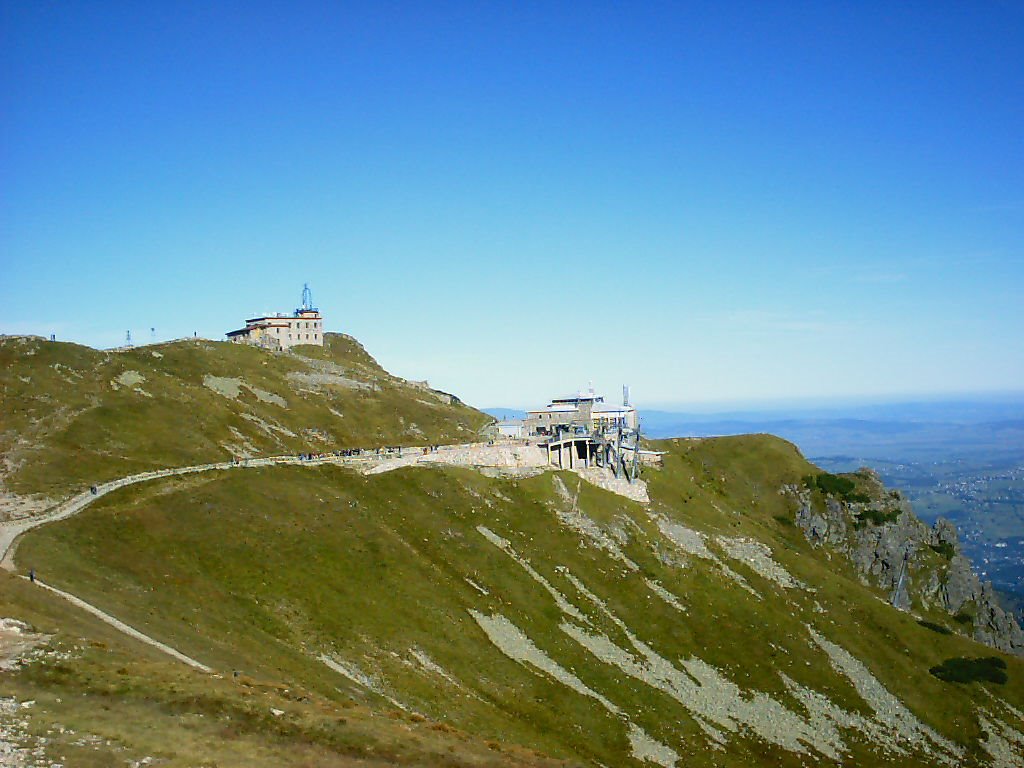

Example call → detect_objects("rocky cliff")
789 467 1024 655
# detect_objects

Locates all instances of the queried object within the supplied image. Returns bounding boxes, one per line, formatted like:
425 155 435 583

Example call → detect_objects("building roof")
551 392 603 404
592 402 635 414
526 404 578 414
527 391 637 417
246 310 322 323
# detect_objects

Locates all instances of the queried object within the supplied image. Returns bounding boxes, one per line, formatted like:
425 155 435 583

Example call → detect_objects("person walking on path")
29 568 35 583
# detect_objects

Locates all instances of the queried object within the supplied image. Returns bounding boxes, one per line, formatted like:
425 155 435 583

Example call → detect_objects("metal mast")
630 421 642 483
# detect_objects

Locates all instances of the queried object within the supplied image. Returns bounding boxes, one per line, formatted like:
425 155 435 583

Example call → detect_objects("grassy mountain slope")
0 334 488 499
13 436 1024 766
0 570 569 768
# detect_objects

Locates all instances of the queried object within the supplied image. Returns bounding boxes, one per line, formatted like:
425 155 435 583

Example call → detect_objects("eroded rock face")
788 471 1024 656
932 518 960 551
975 581 1024 654
794 491 849 547
942 555 981 614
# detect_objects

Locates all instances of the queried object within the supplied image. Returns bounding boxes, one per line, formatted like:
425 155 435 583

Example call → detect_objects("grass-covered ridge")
0 333 489 498
14 435 1024 766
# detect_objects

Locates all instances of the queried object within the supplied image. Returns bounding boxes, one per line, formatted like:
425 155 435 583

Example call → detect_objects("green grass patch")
853 507 901 529
803 472 871 504
929 542 956 559
953 607 976 625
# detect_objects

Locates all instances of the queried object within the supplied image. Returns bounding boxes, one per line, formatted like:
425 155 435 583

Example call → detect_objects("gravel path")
29 577 211 672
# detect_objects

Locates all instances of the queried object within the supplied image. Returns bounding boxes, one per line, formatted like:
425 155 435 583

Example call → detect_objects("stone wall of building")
228 311 324 351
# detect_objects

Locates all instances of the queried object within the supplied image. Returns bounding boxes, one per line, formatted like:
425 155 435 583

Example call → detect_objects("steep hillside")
0 569 570 768
9 437 1024 767
0 334 488 501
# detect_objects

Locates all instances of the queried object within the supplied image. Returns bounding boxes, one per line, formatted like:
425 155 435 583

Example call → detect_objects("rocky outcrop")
788 468 1024 655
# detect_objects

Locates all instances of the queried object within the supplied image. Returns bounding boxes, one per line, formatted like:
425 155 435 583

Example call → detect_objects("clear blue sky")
2 2 1022 409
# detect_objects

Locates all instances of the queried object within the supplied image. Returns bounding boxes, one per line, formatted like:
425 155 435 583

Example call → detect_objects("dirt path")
27 577 212 672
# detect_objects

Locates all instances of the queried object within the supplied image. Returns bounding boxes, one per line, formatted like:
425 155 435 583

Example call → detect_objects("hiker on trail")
90 485 97 495
29 569 35 583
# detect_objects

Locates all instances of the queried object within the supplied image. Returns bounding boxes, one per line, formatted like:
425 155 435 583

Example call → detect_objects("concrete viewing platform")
541 432 662 482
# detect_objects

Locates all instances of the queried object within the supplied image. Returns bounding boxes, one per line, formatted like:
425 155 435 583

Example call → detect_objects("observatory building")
226 284 324 351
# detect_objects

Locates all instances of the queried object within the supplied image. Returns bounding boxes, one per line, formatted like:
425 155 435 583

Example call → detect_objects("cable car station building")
524 389 637 438
524 388 655 481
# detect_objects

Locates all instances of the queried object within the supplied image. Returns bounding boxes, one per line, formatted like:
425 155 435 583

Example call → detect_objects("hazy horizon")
481 393 1024 417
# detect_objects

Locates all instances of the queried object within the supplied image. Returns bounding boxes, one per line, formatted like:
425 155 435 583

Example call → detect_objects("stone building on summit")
226 284 324 351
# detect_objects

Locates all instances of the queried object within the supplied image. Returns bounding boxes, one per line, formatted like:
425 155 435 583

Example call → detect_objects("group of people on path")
296 445 410 461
